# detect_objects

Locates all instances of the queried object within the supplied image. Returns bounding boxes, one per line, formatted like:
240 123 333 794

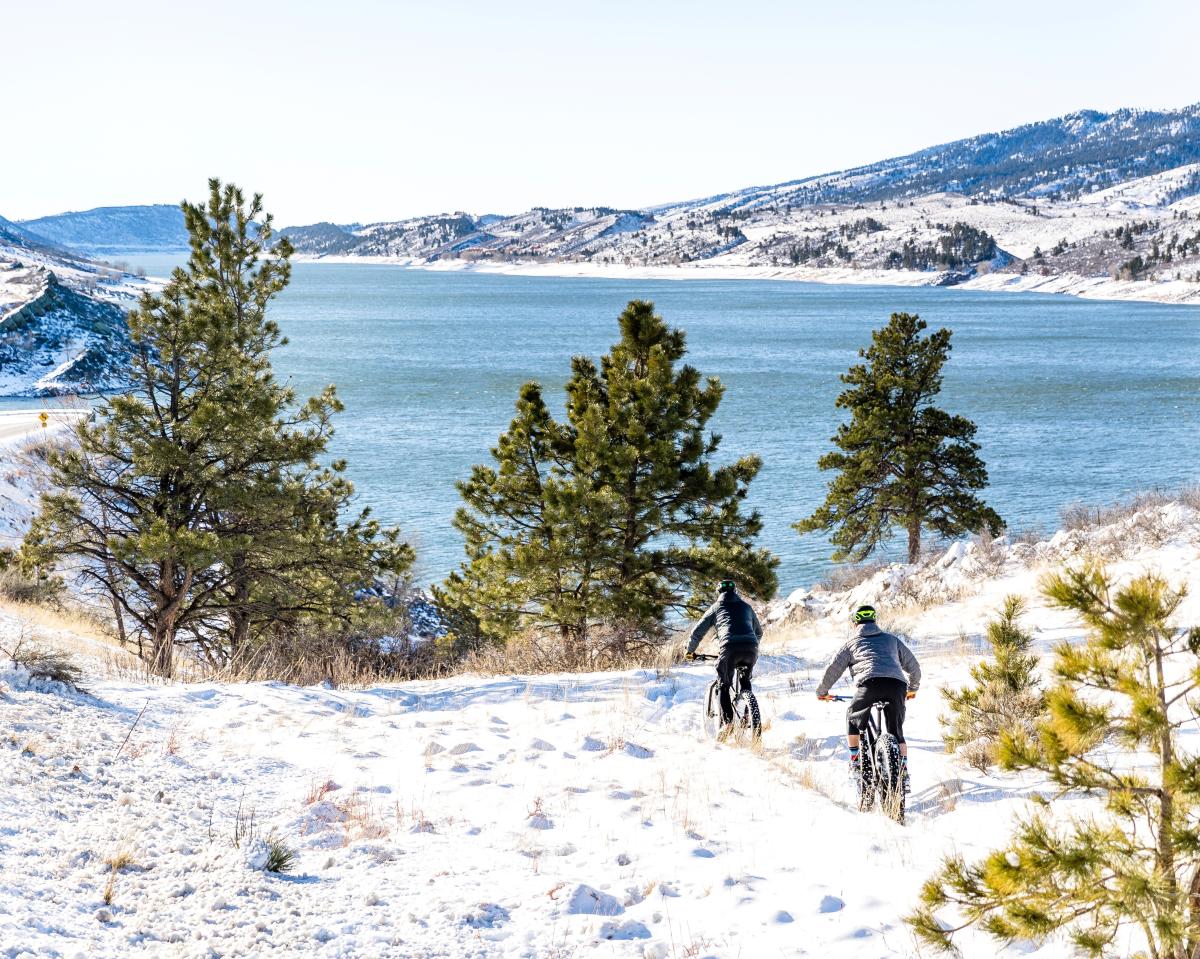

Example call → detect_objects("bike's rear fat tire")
876 734 906 824
737 691 762 741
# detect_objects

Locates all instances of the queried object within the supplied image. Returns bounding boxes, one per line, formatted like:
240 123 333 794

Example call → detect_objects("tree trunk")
1186 862 1200 959
229 564 251 666
150 615 175 679
907 518 921 564
149 560 179 679
106 584 128 650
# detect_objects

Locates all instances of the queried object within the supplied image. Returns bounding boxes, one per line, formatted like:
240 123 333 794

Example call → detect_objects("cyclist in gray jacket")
686 580 763 726
816 605 920 780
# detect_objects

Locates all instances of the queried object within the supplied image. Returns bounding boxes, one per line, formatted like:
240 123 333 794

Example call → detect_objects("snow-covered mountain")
20 204 188 254
270 103 1200 295
0 224 148 396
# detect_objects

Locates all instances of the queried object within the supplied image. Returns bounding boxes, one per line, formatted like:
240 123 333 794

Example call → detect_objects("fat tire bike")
826 695 905 824
692 653 762 743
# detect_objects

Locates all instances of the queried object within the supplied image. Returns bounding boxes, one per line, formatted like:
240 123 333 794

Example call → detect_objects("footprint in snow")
528 738 555 751
581 736 605 752
623 742 653 759
691 848 716 859
463 903 510 929
489 716 507 726
527 813 554 830
449 742 482 755
819 895 845 913
424 742 446 755
774 910 794 924
562 884 623 916
599 919 650 940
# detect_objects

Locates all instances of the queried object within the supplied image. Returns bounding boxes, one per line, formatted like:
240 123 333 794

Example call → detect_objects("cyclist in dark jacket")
686 580 763 725
817 605 920 782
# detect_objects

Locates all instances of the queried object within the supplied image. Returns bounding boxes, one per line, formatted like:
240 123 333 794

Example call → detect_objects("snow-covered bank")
5 503 1200 957
293 253 1200 308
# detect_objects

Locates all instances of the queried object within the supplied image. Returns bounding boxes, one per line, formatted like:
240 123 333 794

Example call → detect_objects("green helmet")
853 605 877 624
718 579 736 594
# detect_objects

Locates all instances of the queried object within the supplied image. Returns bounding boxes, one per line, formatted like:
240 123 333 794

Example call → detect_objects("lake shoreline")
291 254 1200 308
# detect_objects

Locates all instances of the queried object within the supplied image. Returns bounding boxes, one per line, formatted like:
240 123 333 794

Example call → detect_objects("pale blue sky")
8 0 1199 225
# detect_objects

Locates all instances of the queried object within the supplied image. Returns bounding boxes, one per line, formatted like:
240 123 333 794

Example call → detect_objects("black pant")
716 641 758 724
847 677 908 743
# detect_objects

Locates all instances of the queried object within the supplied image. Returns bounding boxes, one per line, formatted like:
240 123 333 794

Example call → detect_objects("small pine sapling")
910 564 1200 958
940 595 1044 771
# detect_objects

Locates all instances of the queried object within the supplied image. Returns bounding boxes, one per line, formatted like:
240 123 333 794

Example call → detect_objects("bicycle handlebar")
687 653 719 661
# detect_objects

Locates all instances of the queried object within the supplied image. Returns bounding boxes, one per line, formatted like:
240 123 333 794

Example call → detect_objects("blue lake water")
14 257 1200 592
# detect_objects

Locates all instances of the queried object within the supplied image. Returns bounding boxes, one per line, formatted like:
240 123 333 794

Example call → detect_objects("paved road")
0 411 84 446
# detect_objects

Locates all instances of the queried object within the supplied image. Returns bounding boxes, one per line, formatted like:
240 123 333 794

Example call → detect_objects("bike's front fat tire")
702 681 722 739
740 692 762 741
857 757 875 812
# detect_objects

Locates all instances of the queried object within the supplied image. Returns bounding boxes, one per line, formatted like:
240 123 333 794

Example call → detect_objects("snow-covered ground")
0 411 84 548
4 504 1200 957
299 252 1200 307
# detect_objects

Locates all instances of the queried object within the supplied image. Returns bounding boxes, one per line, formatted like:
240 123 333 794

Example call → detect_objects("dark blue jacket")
686 591 763 654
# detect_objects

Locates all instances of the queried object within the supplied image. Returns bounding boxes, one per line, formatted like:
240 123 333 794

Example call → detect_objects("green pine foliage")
441 300 778 661
795 312 1003 564
941 595 1044 771
22 179 412 677
910 564 1200 958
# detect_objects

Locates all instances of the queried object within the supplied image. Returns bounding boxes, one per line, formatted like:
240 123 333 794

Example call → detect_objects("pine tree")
22 179 411 677
795 312 1002 564
941 594 1044 771
911 564 1200 958
440 381 592 646
444 300 777 660
565 301 778 631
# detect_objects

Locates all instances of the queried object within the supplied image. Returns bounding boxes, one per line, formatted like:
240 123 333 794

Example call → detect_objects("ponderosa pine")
23 179 411 676
796 311 1002 563
442 301 777 658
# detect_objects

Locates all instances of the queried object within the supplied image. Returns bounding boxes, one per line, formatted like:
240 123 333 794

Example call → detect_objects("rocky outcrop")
0 266 131 396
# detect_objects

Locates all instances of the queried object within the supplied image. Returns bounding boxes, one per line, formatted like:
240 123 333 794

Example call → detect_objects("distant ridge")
20 204 188 254
18 103 1200 301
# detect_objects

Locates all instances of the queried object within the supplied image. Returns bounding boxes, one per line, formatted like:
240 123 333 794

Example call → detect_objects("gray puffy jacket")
815 622 921 697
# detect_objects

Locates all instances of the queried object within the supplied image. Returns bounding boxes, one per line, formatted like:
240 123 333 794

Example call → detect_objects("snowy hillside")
20 103 1200 305
0 225 148 397
273 104 1200 304
20 204 188 255
4 501 1200 957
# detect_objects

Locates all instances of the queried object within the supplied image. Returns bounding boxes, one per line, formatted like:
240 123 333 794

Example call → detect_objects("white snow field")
4 503 1200 958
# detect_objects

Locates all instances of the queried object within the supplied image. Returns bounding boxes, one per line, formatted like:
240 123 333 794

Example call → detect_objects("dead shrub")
458 622 673 676
1 637 85 691
818 561 889 593
204 628 448 688
970 529 1008 577
0 568 65 608
1060 485 1200 534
